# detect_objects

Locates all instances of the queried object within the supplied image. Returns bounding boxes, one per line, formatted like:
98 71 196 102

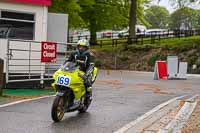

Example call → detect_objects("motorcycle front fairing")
52 62 86 100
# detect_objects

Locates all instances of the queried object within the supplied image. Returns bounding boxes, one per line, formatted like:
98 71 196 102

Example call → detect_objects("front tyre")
78 92 92 113
51 96 65 122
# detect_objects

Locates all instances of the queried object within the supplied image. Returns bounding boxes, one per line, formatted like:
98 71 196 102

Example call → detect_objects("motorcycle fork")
62 89 74 109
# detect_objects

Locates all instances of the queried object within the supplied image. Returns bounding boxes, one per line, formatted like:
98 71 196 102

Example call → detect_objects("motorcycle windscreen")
60 62 78 72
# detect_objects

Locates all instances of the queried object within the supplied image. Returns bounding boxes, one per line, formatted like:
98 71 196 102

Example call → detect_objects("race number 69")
57 76 71 86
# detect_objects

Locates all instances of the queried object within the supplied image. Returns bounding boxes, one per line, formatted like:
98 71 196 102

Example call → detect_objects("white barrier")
167 56 178 79
178 62 188 79
154 56 188 80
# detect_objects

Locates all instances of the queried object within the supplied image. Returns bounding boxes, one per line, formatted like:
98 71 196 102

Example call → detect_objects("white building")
0 0 50 73
0 0 50 41
0 0 68 85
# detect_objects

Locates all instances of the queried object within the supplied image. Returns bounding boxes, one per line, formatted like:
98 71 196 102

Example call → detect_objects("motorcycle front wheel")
78 92 92 113
51 96 65 122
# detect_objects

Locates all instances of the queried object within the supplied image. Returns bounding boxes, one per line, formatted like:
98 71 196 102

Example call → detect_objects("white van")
118 25 147 38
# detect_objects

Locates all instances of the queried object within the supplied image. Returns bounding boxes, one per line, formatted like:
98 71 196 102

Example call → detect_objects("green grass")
91 44 123 51
0 89 55 104
3 89 55 96
158 36 200 46
92 36 200 51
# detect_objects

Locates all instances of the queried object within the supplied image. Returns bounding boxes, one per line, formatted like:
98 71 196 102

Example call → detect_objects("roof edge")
5 0 52 6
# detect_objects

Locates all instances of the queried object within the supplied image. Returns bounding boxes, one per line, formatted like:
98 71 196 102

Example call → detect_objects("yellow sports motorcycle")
51 61 98 122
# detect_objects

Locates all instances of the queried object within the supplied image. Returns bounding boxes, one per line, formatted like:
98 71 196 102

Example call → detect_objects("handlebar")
76 60 86 64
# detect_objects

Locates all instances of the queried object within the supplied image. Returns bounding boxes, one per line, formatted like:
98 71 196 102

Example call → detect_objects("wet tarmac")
0 70 199 133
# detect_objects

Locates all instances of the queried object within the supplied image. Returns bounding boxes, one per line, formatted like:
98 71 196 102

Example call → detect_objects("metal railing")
68 29 200 46
6 39 76 85
124 30 199 46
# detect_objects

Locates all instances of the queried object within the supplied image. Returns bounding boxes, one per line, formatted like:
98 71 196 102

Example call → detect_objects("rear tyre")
51 96 65 122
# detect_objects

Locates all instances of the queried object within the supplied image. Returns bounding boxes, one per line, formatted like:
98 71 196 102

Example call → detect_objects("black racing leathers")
67 49 91 72
66 49 93 90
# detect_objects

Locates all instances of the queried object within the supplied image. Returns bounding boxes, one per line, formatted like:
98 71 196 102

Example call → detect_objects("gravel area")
182 100 200 133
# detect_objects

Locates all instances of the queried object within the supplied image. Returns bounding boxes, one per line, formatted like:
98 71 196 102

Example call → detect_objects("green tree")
157 0 200 9
192 10 200 28
169 0 195 8
145 6 170 28
128 0 137 43
170 7 194 29
137 0 151 26
156 0 200 29
49 0 84 28
49 0 151 45
79 0 129 45
128 0 150 45
49 0 129 44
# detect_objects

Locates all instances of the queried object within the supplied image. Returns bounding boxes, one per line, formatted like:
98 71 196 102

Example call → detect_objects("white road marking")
0 95 55 108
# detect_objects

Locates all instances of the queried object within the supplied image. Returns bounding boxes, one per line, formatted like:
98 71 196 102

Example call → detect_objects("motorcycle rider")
66 39 93 92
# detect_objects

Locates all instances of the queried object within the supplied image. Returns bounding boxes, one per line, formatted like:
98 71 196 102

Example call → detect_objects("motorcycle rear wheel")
51 96 65 122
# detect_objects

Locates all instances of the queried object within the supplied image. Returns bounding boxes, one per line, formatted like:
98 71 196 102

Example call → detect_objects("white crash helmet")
77 39 90 48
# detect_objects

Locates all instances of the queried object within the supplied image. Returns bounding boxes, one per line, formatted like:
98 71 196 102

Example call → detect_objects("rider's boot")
87 86 92 92
85 79 92 98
